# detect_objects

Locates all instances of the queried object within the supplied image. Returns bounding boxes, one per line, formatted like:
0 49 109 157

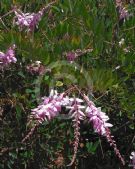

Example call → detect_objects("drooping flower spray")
23 87 125 166
82 92 125 165
13 1 57 32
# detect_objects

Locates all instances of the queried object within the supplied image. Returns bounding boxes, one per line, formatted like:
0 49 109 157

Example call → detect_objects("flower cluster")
66 48 93 62
14 8 45 31
66 52 77 62
115 0 129 21
119 7 128 21
0 44 16 68
13 1 56 31
29 89 125 166
26 61 46 75
83 94 125 165
31 90 70 123
86 104 112 135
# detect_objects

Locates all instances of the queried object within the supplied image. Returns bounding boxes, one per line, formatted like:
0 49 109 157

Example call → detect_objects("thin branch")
99 138 104 159
0 9 15 19
0 18 9 31
21 123 39 143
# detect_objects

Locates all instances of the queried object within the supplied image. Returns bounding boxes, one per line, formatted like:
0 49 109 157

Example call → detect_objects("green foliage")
86 140 99 154
0 0 135 168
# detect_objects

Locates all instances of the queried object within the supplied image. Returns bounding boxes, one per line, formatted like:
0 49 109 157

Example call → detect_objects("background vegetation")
0 0 135 168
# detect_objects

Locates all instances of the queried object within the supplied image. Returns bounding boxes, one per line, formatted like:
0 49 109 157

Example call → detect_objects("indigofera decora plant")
24 88 125 166
0 0 133 167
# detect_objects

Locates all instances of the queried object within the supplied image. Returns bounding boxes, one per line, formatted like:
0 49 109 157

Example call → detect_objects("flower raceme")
14 8 45 32
83 93 125 165
66 98 86 166
12 1 57 32
30 89 125 166
31 90 70 123
86 105 113 136
0 44 16 67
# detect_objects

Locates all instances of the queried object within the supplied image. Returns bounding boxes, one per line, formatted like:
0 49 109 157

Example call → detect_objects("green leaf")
56 80 63 87
18 71 25 78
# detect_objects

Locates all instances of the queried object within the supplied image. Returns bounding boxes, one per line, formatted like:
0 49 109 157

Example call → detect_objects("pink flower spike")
0 45 16 68
14 7 45 32
67 98 86 166
86 105 112 136
31 90 71 123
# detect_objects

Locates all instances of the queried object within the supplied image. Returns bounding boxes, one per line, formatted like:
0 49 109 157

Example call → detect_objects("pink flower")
115 0 129 21
85 102 125 165
119 7 128 20
67 98 85 119
0 44 16 67
86 105 112 135
26 61 46 75
14 8 45 32
30 89 125 166
31 90 70 123
66 52 77 62
66 98 85 166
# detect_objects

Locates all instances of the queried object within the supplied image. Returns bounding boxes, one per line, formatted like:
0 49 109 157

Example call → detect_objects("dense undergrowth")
0 0 135 169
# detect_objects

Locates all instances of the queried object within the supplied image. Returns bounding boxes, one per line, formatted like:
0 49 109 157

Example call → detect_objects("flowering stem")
63 86 77 96
67 102 80 166
42 0 58 12
21 123 39 143
74 85 125 165
0 18 9 31
105 128 125 165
